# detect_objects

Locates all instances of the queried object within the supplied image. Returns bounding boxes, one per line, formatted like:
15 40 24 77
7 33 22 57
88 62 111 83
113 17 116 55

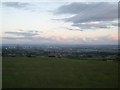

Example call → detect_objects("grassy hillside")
2 56 118 88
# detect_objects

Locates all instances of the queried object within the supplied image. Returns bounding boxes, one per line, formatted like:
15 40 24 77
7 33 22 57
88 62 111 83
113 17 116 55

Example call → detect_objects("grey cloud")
2 37 29 40
66 28 82 31
61 27 83 31
2 2 30 9
72 22 113 29
2 2 47 13
2 36 51 41
55 2 118 30
3 30 46 41
55 2 96 14
2 36 36 42
5 30 39 37
2 37 16 40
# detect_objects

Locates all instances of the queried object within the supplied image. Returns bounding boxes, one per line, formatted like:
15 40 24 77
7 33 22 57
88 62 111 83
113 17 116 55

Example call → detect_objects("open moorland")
2 56 118 88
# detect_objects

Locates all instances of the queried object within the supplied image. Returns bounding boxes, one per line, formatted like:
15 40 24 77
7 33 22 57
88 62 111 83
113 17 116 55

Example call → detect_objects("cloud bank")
5 30 39 37
2 2 30 9
4 30 40 40
55 2 118 30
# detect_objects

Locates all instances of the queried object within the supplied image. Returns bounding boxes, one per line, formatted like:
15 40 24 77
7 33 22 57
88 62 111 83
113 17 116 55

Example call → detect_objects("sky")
0 0 119 45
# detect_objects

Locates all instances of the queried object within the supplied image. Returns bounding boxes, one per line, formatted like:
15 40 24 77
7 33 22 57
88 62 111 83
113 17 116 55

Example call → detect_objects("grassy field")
2 56 118 88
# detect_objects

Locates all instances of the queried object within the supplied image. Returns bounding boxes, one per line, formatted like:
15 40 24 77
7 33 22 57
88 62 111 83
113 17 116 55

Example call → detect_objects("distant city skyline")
1 0 119 45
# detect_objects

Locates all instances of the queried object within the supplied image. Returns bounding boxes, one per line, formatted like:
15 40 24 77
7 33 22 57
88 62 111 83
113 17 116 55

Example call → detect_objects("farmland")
2 56 118 88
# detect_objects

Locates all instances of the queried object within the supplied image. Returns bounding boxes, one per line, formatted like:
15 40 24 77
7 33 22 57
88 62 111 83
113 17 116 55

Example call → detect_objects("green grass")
2 56 118 88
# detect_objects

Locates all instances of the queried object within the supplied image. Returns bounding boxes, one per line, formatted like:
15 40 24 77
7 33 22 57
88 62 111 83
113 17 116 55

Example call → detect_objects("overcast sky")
1 0 119 45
